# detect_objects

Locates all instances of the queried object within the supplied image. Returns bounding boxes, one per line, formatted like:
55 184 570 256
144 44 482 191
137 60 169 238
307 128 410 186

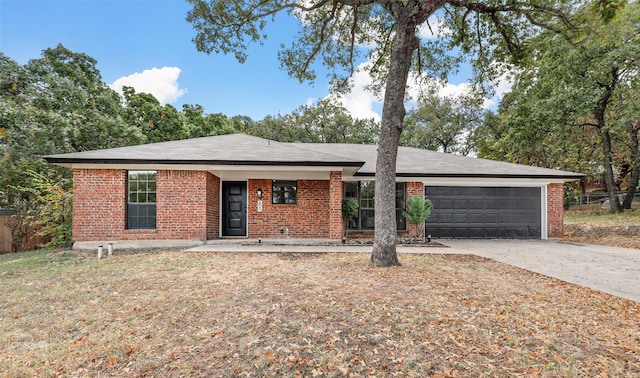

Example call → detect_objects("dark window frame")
127 170 157 229
272 180 297 204
344 181 406 231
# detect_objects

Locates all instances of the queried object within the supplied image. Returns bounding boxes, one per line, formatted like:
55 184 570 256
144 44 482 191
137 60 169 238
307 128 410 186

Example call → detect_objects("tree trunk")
622 121 639 209
599 128 622 213
371 14 418 267
594 70 621 213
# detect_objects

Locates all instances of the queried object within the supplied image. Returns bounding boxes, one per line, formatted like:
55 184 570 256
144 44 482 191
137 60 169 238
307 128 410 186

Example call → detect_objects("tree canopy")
477 1 640 212
187 0 578 266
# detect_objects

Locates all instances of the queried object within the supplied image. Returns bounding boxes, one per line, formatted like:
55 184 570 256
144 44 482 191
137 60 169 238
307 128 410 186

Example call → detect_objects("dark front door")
222 181 247 237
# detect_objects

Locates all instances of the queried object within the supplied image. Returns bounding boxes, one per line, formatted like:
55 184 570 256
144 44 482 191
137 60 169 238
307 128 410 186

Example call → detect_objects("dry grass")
1 249 639 377
563 208 640 249
564 208 640 226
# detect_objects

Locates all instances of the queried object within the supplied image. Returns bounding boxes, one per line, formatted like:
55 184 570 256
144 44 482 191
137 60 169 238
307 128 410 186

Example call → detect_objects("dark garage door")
424 186 541 239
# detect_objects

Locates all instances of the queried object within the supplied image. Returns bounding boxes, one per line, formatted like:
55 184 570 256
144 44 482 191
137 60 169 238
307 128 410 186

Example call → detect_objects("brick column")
329 171 343 239
547 183 564 238
406 182 425 238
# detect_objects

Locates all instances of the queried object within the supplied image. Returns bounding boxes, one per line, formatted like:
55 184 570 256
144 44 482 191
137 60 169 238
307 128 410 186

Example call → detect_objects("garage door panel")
468 213 484 223
425 186 541 239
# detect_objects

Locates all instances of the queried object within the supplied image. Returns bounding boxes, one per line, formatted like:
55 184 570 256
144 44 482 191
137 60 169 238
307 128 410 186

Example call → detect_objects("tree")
402 88 485 155
1 46 143 250
404 195 432 239
248 98 378 144
122 86 187 143
186 0 576 266
477 1 640 212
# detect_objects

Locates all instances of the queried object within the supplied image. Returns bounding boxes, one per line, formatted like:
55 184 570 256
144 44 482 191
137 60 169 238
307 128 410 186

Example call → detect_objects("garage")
424 186 542 239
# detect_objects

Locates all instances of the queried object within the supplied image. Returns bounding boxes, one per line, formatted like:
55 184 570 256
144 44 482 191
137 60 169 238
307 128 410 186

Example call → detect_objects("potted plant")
341 197 359 243
403 195 432 241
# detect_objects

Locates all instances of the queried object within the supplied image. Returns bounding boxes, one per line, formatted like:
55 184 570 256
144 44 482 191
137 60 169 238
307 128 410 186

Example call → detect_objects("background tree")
1 46 143 248
187 0 576 266
402 88 485 155
122 86 187 143
477 1 640 212
248 98 378 144
182 104 238 138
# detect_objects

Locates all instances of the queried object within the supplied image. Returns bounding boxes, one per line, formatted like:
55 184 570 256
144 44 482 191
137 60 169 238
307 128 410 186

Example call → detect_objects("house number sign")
257 200 263 213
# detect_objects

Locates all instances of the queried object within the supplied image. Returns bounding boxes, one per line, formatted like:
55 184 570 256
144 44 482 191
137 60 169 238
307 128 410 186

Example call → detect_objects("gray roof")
45 133 583 180
45 134 362 167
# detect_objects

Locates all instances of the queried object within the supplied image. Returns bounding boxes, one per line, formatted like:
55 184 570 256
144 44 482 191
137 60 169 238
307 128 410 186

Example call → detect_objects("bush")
404 195 432 238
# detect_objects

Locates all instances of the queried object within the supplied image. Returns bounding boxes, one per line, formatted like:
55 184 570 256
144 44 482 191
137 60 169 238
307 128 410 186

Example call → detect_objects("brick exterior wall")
329 171 343 239
73 168 562 242
156 170 209 240
72 169 219 242
248 178 333 239
406 182 425 238
547 183 564 238
72 169 127 241
206 173 220 239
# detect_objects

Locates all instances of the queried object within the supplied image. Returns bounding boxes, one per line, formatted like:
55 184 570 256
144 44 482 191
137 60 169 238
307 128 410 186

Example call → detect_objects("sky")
0 0 509 121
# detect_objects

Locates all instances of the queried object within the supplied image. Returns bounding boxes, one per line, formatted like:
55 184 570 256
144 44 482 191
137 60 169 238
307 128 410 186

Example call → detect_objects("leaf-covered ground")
563 208 640 249
1 250 639 377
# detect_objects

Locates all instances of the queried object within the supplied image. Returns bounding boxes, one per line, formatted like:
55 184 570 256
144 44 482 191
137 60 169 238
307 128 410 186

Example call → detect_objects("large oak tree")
186 0 575 266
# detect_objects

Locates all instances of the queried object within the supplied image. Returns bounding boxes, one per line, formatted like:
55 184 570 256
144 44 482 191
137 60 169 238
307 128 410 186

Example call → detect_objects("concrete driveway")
413 239 640 303
190 239 640 303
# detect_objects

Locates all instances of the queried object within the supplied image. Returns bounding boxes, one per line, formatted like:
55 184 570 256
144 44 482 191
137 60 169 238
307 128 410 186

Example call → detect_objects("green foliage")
342 197 359 237
404 195 432 225
13 170 73 248
404 195 432 238
342 197 359 221
564 184 580 210
248 98 378 144
402 88 486 155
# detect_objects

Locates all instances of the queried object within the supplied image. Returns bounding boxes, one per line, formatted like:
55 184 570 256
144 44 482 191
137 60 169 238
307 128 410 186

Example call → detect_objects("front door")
222 181 247 237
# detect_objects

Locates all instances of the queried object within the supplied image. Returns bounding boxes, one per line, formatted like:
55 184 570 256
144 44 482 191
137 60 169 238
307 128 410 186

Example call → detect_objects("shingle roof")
44 133 363 167
45 133 583 179
290 143 583 179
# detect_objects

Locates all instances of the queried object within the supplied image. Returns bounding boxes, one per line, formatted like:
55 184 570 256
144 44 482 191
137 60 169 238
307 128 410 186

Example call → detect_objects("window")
127 171 157 229
272 180 297 204
345 181 406 230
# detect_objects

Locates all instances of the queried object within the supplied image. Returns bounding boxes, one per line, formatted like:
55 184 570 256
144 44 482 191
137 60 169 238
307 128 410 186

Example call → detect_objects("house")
45 133 583 248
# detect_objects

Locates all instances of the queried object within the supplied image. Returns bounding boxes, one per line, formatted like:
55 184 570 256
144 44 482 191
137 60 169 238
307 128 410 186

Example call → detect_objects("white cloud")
331 62 383 121
109 66 187 105
335 62 512 120
417 16 449 39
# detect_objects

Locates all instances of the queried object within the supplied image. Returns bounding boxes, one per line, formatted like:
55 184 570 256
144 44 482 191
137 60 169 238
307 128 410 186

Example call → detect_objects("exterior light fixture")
257 188 262 198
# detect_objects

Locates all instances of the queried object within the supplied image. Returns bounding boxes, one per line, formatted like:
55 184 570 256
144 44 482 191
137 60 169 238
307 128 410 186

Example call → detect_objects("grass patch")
1 250 639 377
564 208 640 226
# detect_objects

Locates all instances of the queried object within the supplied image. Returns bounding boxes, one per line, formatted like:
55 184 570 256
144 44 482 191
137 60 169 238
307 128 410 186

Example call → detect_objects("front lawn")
1 250 638 377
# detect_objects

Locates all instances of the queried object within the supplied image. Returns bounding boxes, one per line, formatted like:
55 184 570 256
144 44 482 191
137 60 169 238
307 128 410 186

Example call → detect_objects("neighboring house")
45 133 583 248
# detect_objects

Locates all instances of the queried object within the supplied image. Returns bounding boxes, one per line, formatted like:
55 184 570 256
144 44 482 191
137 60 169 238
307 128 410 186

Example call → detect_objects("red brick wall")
547 183 564 238
329 171 343 239
156 170 208 240
73 169 217 242
206 173 220 239
72 169 126 241
248 178 332 239
406 182 425 238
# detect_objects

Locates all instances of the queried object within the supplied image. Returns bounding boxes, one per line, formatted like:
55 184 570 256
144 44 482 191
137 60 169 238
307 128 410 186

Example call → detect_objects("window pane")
127 171 157 229
272 180 297 204
361 209 375 230
396 183 406 209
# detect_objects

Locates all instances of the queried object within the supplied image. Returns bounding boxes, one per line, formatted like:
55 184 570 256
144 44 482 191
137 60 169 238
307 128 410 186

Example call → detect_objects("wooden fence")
0 213 15 253
0 211 49 253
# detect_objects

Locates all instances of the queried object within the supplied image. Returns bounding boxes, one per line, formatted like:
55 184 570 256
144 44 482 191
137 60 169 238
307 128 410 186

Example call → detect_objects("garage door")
424 186 542 239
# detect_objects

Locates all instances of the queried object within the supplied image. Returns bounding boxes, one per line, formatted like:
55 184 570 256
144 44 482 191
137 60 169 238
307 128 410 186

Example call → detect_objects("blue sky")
1 0 507 121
